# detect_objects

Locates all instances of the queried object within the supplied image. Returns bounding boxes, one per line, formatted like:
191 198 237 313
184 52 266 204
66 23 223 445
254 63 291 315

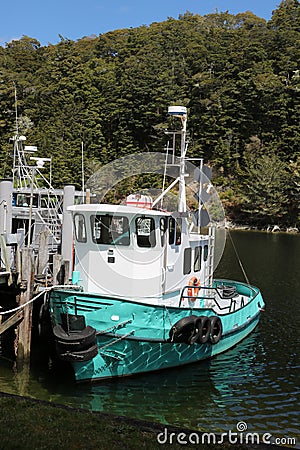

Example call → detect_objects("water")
1 231 299 443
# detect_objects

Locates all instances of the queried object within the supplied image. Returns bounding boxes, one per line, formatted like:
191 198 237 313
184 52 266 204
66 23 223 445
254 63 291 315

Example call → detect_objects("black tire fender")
38 302 52 340
169 315 198 344
53 324 97 351
56 343 98 362
194 316 211 344
210 316 222 344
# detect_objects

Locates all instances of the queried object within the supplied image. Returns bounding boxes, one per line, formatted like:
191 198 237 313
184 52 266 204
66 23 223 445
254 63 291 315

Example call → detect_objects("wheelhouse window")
203 244 209 261
175 218 182 245
16 193 38 207
194 246 202 272
91 215 130 246
74 214 87 243
169 218 175 245
160 217 167 247
169 218 182 245
183 248 192 275
136 217 156 248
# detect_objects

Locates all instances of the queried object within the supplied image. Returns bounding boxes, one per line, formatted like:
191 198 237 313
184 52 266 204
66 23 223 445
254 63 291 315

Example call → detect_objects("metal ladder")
205 226 215 287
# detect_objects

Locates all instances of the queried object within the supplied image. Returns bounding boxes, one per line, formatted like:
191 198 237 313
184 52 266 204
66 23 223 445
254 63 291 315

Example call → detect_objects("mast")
167 106 187 213
12 83 19 188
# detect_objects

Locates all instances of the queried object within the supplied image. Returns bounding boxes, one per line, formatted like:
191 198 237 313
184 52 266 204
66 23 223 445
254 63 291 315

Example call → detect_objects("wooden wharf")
0 181 77 365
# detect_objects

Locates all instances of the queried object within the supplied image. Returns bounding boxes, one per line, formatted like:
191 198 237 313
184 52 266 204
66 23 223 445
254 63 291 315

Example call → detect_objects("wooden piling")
63 260 70 284
36 229 50 276
53 254 63 285
15 247 34 362
0 235 12 286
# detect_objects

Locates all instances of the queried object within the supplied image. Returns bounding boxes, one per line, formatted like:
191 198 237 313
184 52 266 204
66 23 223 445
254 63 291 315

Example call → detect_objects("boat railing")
179 286 230 311
179 281 258 311
213 279 258 297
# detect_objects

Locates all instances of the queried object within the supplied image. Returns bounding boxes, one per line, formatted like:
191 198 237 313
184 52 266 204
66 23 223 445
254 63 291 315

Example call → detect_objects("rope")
227 230 251 286
0 284 79 316
0 287 53 316
96 319 132 335
98 330 135 352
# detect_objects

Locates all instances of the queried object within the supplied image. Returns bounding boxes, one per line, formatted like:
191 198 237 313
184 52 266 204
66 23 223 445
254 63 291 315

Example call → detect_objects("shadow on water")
0 231 299 441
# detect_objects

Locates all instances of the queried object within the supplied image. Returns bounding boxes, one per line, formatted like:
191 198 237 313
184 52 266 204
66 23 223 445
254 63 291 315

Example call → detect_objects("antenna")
13 82 19 136
81 141 85 203
12 83 19 187
30 157 51 168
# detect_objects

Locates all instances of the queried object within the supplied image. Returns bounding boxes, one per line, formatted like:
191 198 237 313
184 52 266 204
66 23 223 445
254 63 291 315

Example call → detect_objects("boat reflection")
44 329 265 430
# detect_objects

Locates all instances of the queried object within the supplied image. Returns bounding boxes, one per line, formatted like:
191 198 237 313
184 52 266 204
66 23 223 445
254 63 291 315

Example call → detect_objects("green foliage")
238 142 290 225
0 1 299 227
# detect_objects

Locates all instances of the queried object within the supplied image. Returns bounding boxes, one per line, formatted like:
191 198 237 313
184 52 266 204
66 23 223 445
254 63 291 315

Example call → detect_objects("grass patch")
0 393 276 449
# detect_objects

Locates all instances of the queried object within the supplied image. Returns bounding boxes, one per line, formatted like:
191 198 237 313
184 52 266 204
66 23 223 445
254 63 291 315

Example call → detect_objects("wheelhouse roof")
68 203 171 217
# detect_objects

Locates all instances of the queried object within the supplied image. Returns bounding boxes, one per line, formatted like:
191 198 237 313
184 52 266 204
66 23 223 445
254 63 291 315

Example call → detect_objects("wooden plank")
0 310 23 335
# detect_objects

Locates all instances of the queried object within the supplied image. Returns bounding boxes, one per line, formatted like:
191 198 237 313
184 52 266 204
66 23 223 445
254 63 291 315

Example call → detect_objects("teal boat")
47 106 265 382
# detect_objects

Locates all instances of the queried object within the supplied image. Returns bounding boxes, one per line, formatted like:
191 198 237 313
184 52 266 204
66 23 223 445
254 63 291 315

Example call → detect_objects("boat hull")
73 314 260 382
48 280 264 382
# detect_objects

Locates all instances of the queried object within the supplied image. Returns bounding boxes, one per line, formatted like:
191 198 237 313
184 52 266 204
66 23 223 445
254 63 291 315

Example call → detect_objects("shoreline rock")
224 220 299 234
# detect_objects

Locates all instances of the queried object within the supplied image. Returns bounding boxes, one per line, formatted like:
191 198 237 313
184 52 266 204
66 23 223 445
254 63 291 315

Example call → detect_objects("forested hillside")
0 0 299 227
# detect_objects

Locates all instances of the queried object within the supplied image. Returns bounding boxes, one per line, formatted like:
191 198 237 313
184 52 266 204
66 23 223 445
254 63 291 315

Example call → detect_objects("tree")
238 138 290 225
0 6 299 226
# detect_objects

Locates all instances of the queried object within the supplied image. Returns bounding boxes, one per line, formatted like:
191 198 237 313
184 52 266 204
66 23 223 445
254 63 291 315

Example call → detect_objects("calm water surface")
1 231 299 443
